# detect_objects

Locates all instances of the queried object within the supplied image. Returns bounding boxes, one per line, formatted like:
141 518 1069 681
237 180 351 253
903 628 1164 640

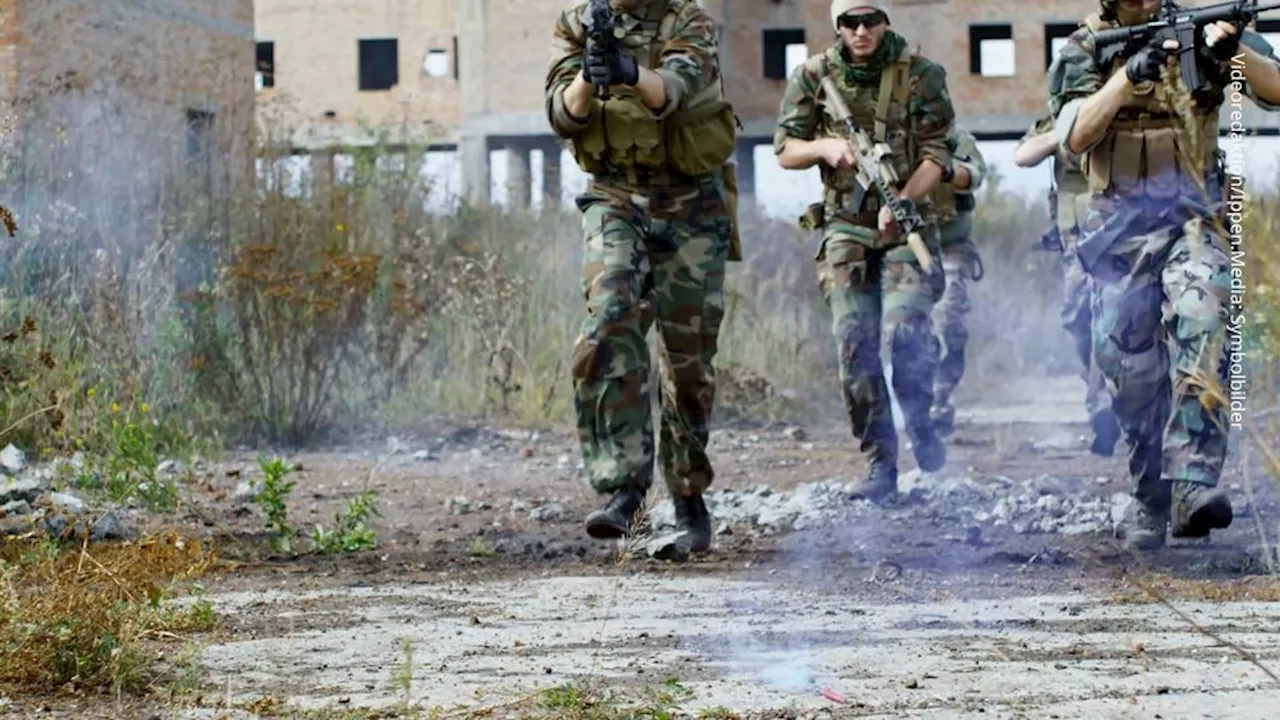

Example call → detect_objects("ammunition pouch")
666 99 738 177
798 202 826 231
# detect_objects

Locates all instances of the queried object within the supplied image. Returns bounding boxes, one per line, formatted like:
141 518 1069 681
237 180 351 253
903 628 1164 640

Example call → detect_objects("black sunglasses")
837 10 887 30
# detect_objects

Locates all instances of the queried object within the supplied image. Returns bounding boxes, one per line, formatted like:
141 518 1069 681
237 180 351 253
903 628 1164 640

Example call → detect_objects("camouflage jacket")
931 126 986 244
1048 13 1280 202
773 37 954 229
543 0 727 189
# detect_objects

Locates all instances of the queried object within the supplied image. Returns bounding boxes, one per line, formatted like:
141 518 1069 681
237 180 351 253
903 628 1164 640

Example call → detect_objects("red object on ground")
820 688 844 704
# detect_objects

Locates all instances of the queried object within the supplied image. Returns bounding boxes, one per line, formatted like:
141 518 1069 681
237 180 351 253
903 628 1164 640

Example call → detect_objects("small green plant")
468 536 492 557
311 490 381 554
255 456 299 553
69 393 192 512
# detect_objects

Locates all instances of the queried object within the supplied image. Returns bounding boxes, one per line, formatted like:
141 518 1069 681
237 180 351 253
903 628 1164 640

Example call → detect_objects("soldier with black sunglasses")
774 2 957 501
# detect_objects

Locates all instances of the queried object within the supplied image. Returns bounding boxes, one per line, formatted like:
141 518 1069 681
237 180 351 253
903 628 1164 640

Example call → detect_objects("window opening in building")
358 38 399 91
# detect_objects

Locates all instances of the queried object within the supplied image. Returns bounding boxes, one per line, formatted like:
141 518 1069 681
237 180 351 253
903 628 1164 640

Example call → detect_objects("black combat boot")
848 415 899 504
1170 481 1233 539
583 487 644 540
849 458 898 504
910 423 946 473
672 494 712 553
1115 441 1169 551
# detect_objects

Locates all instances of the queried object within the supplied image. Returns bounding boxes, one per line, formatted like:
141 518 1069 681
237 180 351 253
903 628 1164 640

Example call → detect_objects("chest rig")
1078 12 1219 201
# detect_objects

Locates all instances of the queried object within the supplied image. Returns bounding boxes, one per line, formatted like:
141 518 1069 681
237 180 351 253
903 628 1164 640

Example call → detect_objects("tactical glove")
1125 44 1169 84
1203 30 1240 63
584 46 639 87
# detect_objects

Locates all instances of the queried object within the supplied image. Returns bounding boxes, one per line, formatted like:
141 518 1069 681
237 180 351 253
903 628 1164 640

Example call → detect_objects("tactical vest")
1052 143 1090 236
813 43 916 214
1078 13 1218 199
567 0 739 183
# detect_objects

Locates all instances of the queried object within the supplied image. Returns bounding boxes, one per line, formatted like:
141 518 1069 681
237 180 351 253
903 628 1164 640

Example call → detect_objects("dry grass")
0 532 216 694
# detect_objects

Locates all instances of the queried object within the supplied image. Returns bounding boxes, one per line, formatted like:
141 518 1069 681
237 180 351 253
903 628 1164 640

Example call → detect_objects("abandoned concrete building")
0 0 256 184
253 0 1280 207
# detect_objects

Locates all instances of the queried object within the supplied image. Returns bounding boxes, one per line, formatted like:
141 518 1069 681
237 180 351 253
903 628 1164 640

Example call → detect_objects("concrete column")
734 141 756 200
310 149 334 197
460 135 490 206
540 138 562 210
505 141 531 209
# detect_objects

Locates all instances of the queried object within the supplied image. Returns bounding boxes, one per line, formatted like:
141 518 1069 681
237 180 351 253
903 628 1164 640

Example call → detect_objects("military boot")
848 416 899 504
1115 442 1170 551
651 494 713 561
1171 481 1233 539
1115 496 1169 551
849 459 898 504
910 424 947 473
583 487 644 540
671 494 712 552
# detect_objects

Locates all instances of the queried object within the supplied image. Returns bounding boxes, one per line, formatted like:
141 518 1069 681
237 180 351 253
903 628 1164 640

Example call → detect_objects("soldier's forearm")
1014 131 1058 167
952 163 973 189
563 73 594 119
901 159 944 201
776 138 823 170
1067 73 1130 154
1238 44 1280 105
636 67 669 111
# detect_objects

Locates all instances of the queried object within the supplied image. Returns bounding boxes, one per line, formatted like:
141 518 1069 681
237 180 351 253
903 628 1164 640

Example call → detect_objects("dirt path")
33 374 1280 718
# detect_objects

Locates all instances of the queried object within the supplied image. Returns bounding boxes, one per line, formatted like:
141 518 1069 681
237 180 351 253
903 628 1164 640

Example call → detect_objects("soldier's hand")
878 205 897 235
819 139 858 169
1125 39 1177 84
583 46 614 87
1204 21 1240 61
584 46 639 87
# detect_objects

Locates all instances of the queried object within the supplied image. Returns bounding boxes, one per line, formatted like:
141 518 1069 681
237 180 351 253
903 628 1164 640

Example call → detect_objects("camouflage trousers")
1087 215 1231 509
817 223 945 463
929 239 981 416
1059 235 1114 432
571 181 732 497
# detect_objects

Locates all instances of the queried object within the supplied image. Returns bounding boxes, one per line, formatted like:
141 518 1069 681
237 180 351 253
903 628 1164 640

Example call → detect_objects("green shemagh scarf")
843 29 907 85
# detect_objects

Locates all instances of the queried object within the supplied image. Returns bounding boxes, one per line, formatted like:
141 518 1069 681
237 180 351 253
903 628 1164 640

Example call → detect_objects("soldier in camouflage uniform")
1014 114 1121 456
774 2 955 500
928 126 987 437
544 0 741 559
1048 0 1280 549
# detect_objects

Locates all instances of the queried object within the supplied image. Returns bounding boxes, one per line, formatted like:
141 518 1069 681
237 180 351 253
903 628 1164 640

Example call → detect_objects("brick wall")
249 0 1162 139
2 0 255 177
473 0 1098 128
255 0 461 141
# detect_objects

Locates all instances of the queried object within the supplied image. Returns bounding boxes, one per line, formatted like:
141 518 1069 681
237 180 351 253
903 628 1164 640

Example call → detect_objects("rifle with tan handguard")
818 76 937 275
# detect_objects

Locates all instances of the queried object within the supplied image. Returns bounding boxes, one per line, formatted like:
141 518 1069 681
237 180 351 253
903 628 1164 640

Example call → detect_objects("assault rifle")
1092 0 1280 93
582 0 622 100
818 77 938 276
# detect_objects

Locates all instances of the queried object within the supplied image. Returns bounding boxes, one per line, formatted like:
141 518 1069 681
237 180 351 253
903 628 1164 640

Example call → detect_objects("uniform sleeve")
955 131 988 191
1019 114 1053 144
771 62 821 154
1047 30 1104 154
651 5 721 120
909 60 955 171
1236 30 1280 112
544 7 590 137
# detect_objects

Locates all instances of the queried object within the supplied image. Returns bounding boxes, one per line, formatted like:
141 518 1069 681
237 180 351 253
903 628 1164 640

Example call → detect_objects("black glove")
1203 28 1240 63
1125 44 1170 84
584 46 639 87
